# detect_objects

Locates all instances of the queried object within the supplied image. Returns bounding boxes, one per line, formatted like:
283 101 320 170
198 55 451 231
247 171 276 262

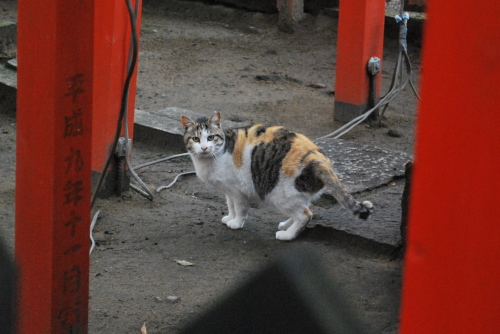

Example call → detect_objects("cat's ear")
180 115 194 130
209 111 221 128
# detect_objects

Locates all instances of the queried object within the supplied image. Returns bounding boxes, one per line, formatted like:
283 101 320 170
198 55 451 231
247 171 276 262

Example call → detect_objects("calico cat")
180 111 373 241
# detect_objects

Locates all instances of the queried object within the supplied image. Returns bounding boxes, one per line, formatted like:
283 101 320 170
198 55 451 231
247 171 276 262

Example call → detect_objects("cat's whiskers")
211 150 224 163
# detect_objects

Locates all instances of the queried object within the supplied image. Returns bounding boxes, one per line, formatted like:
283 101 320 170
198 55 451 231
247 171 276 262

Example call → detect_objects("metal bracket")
115 137 131 158
115 137 132 196
367 57 381 76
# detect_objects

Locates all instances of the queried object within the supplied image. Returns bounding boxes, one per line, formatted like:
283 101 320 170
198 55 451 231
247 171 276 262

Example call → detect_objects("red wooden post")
92 0 142 196
334 0 385 122
15 0 94 333
15 0 141 332
400 1 500 332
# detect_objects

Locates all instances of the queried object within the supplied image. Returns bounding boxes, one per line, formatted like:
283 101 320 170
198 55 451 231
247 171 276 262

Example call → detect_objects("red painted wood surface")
93 0 141 172
15 1 94 332
335 0 385 105
15 1 141 332
400 1 500 332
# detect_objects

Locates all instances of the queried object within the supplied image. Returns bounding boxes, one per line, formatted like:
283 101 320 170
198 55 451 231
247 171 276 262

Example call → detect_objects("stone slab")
311 181 405 248
7 58 17 70
0 64 16 89
0 64 17 116
315 137 412 193
213 0 277 13
310 138 411 248
0 21 16 58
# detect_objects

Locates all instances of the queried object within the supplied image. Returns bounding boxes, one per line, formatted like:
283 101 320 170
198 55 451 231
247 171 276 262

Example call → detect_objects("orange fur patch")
248 125 283 145
232 129 248 168
232 125 285 168
304 208 313 221
282 134 323 177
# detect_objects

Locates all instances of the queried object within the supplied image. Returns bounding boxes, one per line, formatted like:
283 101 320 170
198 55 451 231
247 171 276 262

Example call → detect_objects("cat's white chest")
191 154 232 184
191 157 215 183
191 153 254 197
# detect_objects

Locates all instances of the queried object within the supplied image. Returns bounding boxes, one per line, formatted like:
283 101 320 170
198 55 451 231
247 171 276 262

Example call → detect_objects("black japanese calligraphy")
63 265 82 295
63 244 83 256
57 300 82 329
63 109 84 138
64 210 82 237
64 73 85 103
63 180 84 206
65 147 84 173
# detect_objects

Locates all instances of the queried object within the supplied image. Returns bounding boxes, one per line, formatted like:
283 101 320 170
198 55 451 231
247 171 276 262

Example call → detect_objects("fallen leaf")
141 322 147 334
175 259 194 266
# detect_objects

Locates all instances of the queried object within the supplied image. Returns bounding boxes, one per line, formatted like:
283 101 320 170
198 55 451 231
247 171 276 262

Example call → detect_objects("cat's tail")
316 159 373 220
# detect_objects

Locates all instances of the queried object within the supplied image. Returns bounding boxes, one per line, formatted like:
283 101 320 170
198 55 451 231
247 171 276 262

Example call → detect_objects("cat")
180 111 373 241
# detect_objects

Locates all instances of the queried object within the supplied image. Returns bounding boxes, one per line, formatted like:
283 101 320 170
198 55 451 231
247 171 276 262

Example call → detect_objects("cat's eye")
207 135 214 141
192 137 200 143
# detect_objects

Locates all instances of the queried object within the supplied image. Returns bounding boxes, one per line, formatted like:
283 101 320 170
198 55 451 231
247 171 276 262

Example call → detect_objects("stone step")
0 20 16 59
0 62 16 116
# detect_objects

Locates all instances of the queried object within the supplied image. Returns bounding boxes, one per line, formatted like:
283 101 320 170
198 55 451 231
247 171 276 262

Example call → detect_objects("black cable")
91 0 140 209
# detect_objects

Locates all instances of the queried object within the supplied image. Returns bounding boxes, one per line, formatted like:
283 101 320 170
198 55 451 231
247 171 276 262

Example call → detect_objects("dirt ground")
0 0 421 333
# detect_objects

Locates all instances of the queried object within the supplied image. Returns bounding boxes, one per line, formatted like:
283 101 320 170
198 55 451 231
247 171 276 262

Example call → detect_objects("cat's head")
180 111 225 158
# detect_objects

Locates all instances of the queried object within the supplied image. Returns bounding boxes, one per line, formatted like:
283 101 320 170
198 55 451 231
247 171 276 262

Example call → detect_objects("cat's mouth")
196 150 213 157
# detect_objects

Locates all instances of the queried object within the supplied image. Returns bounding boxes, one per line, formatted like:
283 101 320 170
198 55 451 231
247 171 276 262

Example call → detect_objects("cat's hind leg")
276 208 312 241
278 218 293 231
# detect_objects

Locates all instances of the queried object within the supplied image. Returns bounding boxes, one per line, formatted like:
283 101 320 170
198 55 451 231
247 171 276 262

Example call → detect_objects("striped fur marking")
195 116 209 125
223 129 238 154
250 128 296 199
254 125 267 137
230 125 285 168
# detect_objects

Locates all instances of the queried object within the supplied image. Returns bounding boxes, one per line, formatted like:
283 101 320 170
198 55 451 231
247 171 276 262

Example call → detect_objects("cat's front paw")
225 218 245 229
355 200 373 220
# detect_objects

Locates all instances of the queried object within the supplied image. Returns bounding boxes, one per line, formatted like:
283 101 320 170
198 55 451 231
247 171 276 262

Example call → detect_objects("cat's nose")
201 147 207 151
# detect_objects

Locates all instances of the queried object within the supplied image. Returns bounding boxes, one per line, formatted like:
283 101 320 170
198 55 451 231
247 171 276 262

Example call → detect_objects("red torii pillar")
15 1 94 332
334 0 385 122
400 0 500 332
15 0 140 332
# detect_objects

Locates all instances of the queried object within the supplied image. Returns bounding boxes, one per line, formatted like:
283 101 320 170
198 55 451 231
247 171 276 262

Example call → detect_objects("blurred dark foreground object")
181 245 369 334
0 235 17 334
